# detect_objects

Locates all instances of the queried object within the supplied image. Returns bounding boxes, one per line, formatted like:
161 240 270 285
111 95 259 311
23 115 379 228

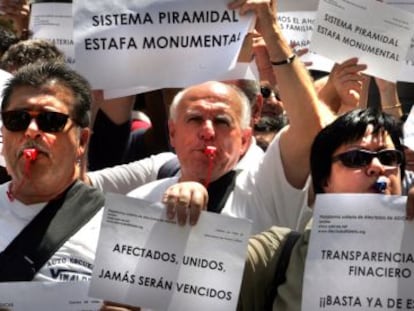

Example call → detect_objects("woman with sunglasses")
237 107 413 311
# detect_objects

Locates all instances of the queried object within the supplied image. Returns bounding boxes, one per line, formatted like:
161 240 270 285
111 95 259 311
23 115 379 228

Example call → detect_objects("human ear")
240 127 252 154
168 120 176 148
77 128 90 157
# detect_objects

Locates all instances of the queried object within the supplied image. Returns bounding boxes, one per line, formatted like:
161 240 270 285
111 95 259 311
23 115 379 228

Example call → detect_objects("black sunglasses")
332 149 403 169
1 110 70 133
260 86 281 101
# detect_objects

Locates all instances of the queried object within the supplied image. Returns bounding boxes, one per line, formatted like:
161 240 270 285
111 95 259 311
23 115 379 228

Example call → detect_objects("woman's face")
323 125 402 195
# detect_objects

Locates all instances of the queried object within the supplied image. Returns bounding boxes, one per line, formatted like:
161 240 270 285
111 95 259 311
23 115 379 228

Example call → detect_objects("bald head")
170 81 251 129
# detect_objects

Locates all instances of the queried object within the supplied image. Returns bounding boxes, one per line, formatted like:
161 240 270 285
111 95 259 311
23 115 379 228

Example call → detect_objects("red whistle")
204 146 217 158
23 148 38 161
203 146 216 188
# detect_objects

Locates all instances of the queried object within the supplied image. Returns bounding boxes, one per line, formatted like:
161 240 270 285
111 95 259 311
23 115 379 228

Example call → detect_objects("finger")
338 57 359 67
335 75 365 88
338 79 364 90
175 187 193 225
295 47 309 57
227 0 245 10
101 301 141 311
303 61 313 67
162 186 180 220
188 189 208 225
335 65 367 78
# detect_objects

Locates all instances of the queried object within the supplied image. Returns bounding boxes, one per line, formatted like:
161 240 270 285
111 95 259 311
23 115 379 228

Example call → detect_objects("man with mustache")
0 61 104 282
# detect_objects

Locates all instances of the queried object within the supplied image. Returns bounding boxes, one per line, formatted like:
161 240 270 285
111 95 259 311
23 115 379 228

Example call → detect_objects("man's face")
168 82 251 183
1 83 87 201
324 125 402 195
260 85 284 118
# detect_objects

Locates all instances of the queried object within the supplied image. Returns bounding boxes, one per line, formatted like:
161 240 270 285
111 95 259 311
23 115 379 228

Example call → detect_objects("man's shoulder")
236 138 265 170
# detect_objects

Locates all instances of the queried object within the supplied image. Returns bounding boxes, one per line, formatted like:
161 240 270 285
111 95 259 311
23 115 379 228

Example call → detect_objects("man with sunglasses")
260 83 284 118
0 62 104 282
238 108 414 311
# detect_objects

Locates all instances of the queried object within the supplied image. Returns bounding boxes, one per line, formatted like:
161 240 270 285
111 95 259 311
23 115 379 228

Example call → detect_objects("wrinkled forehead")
180 81 242 110
5 82 75 112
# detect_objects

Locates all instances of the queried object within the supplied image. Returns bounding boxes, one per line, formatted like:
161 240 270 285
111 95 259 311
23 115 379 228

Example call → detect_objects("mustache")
16 141 49 158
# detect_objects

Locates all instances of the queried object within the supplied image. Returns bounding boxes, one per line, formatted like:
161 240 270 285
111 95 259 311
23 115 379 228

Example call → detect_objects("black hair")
0 39 65 72
254 114 288 133
1 61 91 128
311 108 405 194
0 26 19 55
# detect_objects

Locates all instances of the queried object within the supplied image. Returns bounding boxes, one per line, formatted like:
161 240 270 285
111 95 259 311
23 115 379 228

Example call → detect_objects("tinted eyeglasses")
2 110 70 133
260 86 281 101
332 149 403 169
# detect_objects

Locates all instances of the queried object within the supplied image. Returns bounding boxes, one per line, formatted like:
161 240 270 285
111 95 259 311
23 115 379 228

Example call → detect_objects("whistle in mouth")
23 148 38 161
374 177 387 193
204 146 217 158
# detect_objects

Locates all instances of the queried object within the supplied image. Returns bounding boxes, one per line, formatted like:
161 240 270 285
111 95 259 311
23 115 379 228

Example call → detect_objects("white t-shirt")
88 152 177 195
128 132 311 234
0 182 103 281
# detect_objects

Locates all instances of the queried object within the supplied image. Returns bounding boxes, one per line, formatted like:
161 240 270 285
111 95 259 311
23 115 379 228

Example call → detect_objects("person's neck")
9 178 77 205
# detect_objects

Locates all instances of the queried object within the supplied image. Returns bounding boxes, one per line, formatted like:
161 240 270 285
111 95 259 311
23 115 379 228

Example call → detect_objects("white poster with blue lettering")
302 194 414 310
310 0 414 82
89 193 251 311
73 0 254 90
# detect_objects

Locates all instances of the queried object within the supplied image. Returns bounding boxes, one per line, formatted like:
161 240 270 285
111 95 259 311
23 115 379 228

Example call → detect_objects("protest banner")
385 0 414 82
73 0 254 90
0 281 101 311
278 0 319 11
302 193 414 310
29 2 75 67
277 10 334 72
274 0 334 72
310 0 414 82
89 193 251 311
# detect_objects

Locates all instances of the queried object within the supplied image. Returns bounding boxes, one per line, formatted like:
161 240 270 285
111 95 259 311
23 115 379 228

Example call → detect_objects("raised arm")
375 78 403 119
316 58 368 115
229 0 334 188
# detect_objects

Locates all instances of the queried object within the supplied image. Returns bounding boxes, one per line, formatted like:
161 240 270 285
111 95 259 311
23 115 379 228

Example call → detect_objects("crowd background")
1 0 414 310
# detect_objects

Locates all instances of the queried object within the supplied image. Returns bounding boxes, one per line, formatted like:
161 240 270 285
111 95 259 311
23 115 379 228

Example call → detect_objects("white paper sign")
278 11 334 72
0 281 102 311
310 0 414 82
73 0 254 90
385 0 414 82
89 193 251 311
302 193 414 311
278 0 320 12
403 105 414 149
29 3 75 67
